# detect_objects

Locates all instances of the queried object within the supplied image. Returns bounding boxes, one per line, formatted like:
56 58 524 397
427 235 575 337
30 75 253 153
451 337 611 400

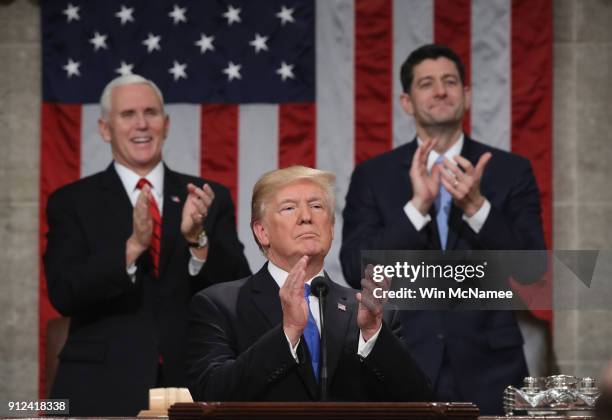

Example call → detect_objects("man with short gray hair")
44 75 250 416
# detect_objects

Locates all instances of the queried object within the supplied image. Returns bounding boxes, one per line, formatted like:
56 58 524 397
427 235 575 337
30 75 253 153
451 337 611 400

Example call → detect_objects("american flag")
39 0 552 396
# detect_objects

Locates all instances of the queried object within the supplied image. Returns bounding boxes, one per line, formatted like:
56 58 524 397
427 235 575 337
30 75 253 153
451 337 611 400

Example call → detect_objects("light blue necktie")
435 156 452 250
303 283 320 382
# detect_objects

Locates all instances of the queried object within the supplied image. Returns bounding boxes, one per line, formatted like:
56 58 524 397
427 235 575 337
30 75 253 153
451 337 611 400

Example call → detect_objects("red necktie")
136 178 161 277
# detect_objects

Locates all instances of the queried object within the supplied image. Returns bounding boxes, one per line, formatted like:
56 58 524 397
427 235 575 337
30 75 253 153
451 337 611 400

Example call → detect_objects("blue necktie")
303 284 320 382
435 156 452 250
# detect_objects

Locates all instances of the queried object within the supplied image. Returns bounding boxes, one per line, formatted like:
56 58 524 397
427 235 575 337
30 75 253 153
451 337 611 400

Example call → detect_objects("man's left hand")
181 183 215 244
357 264 389 341
440 152 492 217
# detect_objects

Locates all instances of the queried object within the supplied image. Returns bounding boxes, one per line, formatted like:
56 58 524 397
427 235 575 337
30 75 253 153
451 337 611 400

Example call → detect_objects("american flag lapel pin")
337 303 346 312
171 195 180 203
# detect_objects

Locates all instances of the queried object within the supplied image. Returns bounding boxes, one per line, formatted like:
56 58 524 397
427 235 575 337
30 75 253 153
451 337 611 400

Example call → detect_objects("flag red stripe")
279 103 316 168
511 0 553 321
434 0 472 133
354 0 393 165
39 103 82 397
201 104 239 209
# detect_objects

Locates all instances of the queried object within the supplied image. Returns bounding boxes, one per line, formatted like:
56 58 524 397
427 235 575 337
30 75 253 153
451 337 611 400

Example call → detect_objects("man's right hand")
279 256 309 347
409 138 441 215
126 184 153 266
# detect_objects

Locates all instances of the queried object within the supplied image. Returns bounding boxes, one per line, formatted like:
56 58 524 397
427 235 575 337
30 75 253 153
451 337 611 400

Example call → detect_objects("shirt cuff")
126 262 137 284
462 199 491 233
188 250 206 276
284 332 300 362
357 324 383 358
404 201 432 231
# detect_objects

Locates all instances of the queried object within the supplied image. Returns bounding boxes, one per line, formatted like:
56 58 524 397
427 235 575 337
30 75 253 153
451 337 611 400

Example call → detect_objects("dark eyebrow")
442 74 459 80
416 76 433 84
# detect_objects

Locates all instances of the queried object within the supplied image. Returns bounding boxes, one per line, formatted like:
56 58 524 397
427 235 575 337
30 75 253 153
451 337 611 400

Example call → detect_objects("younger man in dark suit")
44 74 251 416
187 166 432 402
340 44 546 414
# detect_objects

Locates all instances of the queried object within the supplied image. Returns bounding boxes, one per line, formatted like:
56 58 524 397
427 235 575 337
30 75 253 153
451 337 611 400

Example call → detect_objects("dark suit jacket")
340 136 546 415
44 163 251 416
187 264 432 402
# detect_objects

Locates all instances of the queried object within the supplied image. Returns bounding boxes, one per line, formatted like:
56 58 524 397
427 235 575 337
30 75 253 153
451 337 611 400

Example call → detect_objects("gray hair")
99 74 165 120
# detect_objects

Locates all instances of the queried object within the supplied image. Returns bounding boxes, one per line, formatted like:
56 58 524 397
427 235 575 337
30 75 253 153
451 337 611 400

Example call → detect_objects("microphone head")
311 276 330 297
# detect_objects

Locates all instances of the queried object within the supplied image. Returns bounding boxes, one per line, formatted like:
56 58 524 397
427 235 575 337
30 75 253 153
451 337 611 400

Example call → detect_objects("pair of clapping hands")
410 138 492 218
281 256 390 347
127 183 214 263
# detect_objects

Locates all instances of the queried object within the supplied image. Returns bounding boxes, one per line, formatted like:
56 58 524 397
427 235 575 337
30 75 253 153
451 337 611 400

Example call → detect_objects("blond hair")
251 166 336 253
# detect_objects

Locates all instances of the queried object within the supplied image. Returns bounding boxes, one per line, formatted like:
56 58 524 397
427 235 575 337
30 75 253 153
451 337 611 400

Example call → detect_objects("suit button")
437 333 445 340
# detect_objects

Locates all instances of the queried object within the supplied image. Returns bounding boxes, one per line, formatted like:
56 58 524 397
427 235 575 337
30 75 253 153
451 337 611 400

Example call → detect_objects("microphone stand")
311 277 329 401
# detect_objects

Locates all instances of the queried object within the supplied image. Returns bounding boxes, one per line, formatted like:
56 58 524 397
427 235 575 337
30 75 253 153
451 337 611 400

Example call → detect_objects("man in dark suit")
187 166 432 402
340 44 546 414
44 74 251 416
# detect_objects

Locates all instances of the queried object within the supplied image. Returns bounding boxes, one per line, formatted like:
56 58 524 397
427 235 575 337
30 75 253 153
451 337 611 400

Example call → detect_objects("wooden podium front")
169 402 479 419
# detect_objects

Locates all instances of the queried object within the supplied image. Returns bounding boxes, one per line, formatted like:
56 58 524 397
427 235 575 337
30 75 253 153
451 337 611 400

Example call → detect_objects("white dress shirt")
403 134 491 234
267 261 381 361
114 161 205 280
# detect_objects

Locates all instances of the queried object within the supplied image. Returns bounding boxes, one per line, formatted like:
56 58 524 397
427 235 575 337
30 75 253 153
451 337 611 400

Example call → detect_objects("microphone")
310 276 329 401
311 276 329 297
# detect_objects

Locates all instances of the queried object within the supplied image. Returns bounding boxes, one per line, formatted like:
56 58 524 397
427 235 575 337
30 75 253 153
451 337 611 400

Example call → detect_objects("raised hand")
126 184 153 265
410 138 441 215
440 152 492 217
279 256 310 347
357 264 390 341
181 183 215 243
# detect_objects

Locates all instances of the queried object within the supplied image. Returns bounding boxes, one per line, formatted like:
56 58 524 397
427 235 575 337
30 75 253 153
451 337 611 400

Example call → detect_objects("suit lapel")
447 136 480 250
99 164 133 240
321 272 352 384
159 166 184 278
402 139 447 249
250 267 319 398
249 264 284 329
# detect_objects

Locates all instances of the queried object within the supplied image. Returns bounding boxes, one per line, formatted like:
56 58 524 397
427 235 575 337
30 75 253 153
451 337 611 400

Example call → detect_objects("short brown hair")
250 166 336 253
400 44 465 93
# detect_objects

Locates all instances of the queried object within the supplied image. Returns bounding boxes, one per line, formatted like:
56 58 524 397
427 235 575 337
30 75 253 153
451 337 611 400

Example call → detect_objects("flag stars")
223 61 242 81
223 5 241 25
63 58 81 78
169 61 187 81
276 5 295 25
89 32 108 51
63 3 80 22
276 62 295 81
249 33 269 53
195 33 215 54
169 5 187 25
115 61 134 76
116 5 135 25
143 33 162 53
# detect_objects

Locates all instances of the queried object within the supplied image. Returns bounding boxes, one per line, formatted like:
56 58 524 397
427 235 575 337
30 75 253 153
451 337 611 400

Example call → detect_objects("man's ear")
463 85 472 112
98 118 112 144
400 93 414 116
252 220 270 248
162 114 170 141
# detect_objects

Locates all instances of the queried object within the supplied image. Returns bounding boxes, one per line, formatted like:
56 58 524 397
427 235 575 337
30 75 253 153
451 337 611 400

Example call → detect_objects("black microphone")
310 276 329 401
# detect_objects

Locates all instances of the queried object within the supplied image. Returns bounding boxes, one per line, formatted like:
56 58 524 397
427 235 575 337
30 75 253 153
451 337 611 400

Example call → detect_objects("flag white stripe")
238 104 279 271
81 104 110 177
471 0 511 151
163 104 201 177
392 0 433 148
315 0 355 286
